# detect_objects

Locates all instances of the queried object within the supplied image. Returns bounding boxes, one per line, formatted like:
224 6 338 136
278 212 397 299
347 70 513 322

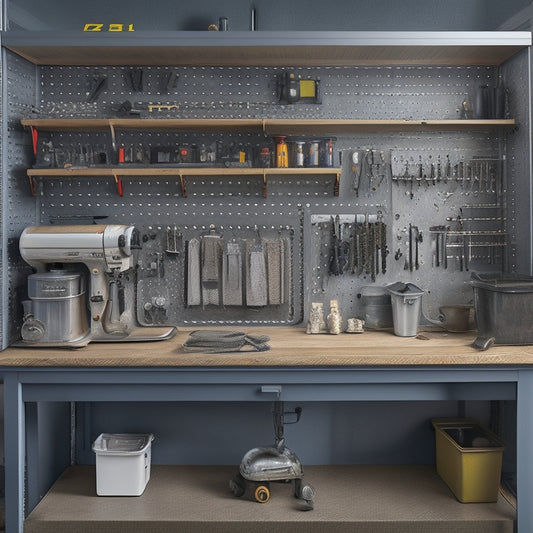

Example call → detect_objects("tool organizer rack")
1 28 532 533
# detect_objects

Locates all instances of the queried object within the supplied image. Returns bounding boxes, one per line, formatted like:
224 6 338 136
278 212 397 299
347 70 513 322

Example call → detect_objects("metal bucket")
386 282 424 337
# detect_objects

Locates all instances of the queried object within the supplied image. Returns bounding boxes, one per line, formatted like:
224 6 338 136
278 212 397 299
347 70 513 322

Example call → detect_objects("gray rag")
223 241 243 306
201 234 223 306
187 238 201 306
182 330 270 353
246 240 268 307
265 238 286 305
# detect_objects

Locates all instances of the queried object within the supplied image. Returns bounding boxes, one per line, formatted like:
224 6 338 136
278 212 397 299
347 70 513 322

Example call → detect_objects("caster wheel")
229 474 246 497
254 485 270 503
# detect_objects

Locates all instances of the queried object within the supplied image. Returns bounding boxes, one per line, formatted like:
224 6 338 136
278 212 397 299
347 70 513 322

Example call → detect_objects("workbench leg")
4 373 25 533
517 369 533 532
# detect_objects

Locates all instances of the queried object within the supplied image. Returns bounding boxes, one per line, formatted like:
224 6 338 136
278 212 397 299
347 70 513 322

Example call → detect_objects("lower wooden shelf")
24 464 515 533
26 167 341 197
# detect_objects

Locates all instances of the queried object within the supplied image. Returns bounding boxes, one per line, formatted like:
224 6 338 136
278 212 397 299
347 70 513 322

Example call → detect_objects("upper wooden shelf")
21 118 517 135
4 31 531 67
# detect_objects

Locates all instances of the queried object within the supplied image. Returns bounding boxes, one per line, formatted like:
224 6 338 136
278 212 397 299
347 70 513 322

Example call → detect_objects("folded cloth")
182 330 270 353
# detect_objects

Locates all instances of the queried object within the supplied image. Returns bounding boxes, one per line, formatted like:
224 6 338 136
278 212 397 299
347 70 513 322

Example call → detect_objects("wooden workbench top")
1 327 533 368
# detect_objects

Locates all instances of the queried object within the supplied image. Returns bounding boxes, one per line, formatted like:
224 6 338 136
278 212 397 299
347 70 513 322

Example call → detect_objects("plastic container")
471 272 533 350
359 286 393 330
386 282 424 337
92 433 154 496
432 418 505 503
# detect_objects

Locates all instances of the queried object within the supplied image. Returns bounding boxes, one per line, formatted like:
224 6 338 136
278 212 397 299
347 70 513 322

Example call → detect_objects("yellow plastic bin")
431 418 505 503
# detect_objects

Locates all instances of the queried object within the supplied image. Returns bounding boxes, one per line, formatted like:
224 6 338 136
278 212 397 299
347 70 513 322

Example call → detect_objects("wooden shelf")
264 119 517 135
21 118 517 135
26 167 342 198
24 464 515 533
21 117 516 197
4 30 531 67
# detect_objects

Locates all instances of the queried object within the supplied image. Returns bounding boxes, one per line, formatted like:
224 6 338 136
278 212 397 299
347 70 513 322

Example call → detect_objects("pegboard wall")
5 52 530 336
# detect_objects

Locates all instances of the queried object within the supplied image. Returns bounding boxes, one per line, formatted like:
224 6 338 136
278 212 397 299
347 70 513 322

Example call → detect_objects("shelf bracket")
263 170 267 198
113 174 123 196
179 173 187 197
334 171 341 196
109 123 117 152
30 126 38 156
28 174 36 196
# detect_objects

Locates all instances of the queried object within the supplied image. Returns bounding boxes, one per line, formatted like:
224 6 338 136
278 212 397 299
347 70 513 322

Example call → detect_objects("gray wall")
6 0 531 31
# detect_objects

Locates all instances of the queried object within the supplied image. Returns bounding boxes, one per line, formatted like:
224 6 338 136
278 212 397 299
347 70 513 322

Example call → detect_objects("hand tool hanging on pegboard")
128 68 144 92
86 72 107 102
351 150 363 197
186 237 201 306
328 215 349 276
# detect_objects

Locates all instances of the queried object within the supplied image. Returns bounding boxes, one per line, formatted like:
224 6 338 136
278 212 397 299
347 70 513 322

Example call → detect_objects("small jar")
259 147 271 168
295 141 305 167
309 141 320 167
326 139 334 167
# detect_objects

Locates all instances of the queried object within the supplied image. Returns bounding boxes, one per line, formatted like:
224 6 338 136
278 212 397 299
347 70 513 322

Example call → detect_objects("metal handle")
260 385 282 397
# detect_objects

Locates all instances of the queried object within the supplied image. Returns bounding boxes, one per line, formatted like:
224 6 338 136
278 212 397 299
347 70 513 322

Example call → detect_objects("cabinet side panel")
4 49 38 348
503 48 532 274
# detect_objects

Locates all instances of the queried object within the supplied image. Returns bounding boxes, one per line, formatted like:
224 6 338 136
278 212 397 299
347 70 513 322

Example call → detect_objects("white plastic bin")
92 433 154 496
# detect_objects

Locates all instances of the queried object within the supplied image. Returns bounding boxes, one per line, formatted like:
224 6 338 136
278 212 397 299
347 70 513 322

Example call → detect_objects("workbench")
3 327 533 532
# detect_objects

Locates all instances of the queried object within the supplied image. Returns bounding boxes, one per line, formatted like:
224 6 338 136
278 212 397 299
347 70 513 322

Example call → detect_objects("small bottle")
327 299 342 335
309 141 320 167
295 141 305 167
259 147 271 168
274 136 288 168
326 139 334 167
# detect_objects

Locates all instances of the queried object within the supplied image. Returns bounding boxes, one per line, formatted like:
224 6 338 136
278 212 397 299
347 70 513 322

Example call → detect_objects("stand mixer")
19 224 176 347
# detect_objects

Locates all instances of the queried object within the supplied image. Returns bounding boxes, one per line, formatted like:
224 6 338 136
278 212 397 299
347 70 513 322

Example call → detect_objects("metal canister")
274 136 288 168
219 17 229 31
309 141 320 167
23 270 89 343
295 141 305 167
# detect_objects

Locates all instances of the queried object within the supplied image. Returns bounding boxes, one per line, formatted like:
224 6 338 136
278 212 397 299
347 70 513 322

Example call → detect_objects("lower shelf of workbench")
24 464 515 533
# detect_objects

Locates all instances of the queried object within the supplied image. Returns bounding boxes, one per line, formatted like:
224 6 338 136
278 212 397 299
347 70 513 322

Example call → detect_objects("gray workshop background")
0 0 531 496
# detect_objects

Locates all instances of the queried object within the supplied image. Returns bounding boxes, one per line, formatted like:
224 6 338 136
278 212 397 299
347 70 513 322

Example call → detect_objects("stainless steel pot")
22 269 89 343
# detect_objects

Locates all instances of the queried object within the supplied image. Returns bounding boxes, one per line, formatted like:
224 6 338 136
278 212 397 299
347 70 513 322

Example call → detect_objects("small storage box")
471 272 533 349
92 433 154 496
432 418 504 503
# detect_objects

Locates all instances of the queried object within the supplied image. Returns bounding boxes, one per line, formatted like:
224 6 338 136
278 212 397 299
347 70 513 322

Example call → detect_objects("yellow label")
299 80 316 98
83 23 104 31
83 23 135 32
239 151 246 163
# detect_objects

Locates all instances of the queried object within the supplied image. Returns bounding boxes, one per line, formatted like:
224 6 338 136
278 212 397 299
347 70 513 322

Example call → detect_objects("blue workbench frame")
3 364 532 532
